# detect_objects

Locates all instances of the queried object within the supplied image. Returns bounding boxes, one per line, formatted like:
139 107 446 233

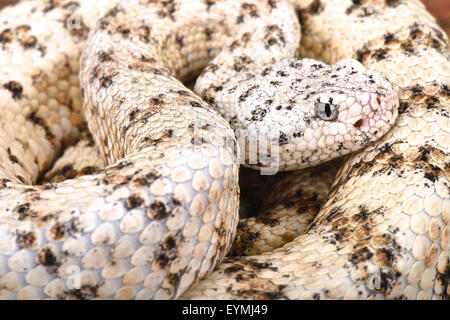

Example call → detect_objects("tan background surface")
0 0 449 38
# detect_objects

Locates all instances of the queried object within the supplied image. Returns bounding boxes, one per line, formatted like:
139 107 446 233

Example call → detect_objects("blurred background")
0 0 449 38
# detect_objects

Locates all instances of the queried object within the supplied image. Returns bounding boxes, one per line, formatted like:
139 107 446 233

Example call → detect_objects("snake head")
311 59 399 154
209 58 399 171
268 58 399 170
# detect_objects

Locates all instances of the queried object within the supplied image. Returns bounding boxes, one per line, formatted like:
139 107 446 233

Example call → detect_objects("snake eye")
315 102 338 121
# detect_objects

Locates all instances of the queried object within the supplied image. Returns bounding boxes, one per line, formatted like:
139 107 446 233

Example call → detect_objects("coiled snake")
0 0 448 300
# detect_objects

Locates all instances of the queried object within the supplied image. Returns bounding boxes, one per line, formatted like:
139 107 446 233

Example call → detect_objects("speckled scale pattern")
0 0 119 186
231 159 340 256
183 0 449 300
0 0 306 300
41 126 339 258
197 51 398 171
0 0 437 301
0 0 245 300
42 125 106 183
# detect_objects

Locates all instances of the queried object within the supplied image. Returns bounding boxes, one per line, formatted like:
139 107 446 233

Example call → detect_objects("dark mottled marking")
129 108 139 121
157 0 177 21
211 85 223 92
82 166 97 175
270 80 281 86
278 132 288 146
224 265 245 273
164 236 176 250
116 25 130 37
436 265 449 299
154 233 179 269
238 84 258 102
43 0 59 13
205 0 216 10
229 222 262 256
423 164 442 182
130 177 149 187
246 259 277 271
250 107 267 121
400 40 415 54
50 223 66 241
224 261 275 289
126 193 145 209
268 0 277 9
376 247 394 266
385 0 401 7
7 148 19 164
261 66 271 76
233 54 253 72
345 0 361 15
166 270 184 287
241 32 251 43
307 0 324 14
44 164 78 183
100 75 113 88
355 47 370 64
189 101 203 109
441 85 450 98
104 6 121 18
61 1 81 10
3 81 23 100
15 25 37 48
373 48 388 61
66 285 100 300
139 54 157 64
98 50 113 63
148 201 170 220
171 196 182 206
241 2 259 17
204 27 213 41
296 0 325 27
350 246 374 265
138 25 151 43
0 28 13 44
17 231 37 249
13 203 37 220
60 164 76 177
37 246 59 266
398 101 409 114
154 252 170 269
257 214 280 227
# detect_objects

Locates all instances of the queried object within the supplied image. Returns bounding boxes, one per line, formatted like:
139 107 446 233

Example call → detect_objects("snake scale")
0 0 448 300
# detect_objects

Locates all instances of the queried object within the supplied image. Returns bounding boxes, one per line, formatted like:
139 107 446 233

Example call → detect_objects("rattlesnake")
0 0 447 300
183 0 450 299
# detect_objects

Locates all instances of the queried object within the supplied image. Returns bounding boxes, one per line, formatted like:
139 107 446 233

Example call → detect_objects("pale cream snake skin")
0 0 447 300
184 0 450 300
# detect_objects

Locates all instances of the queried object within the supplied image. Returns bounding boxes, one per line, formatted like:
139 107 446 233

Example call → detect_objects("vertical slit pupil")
325 104 331 117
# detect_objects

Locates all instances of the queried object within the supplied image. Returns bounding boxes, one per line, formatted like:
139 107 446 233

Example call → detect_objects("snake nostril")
354 119 363 128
